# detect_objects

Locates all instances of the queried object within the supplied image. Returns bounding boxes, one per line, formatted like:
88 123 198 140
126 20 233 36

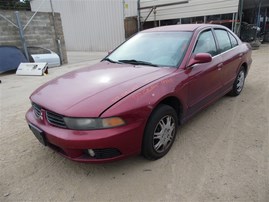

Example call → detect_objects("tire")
229 67 246 96
142 104 178 160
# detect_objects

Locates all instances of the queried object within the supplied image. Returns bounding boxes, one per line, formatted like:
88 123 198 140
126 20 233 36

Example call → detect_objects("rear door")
213 29 242 90
187 29 223 116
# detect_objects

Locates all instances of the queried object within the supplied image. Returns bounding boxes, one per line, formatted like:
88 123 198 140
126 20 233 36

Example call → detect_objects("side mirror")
187 53 212 68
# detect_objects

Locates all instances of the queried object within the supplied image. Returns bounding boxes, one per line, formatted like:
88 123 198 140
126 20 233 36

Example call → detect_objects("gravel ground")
0 44 268 202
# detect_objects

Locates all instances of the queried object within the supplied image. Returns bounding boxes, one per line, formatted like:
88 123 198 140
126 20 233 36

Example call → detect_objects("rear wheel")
229 67 246 96
142 104 178 160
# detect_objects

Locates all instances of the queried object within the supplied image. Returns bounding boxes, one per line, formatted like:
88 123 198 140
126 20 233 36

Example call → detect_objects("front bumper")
26 108 144 163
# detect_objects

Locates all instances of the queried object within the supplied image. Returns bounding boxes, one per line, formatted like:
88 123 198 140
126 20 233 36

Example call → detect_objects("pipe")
257 0 262 28
263 7 267 33
49 0 63 64
255 0 262 40
141 7 154 29
238 0 244 37
15 11 29 61
230 12 232 31
154 7 157 27
23 0 46 30
137 0 141 31
0 13 18 28
49 0 55 16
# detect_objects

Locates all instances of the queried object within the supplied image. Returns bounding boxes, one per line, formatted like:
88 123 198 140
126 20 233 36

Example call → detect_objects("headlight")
63 117 125 130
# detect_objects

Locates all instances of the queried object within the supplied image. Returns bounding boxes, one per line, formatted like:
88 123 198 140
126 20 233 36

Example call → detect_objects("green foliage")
0 0 31 11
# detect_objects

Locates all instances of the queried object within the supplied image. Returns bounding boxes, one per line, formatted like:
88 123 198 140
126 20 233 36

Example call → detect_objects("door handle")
217 63 223 70
238 53 243 57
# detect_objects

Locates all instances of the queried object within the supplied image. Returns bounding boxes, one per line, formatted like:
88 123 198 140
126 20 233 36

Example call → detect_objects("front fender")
101 72 187 124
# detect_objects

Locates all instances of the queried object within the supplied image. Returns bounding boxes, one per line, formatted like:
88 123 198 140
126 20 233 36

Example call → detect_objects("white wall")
140 0 240 21
124 0 138 17
31 0 137 51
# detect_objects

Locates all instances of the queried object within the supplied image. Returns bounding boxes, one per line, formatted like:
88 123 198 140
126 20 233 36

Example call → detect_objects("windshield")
106 31 192 67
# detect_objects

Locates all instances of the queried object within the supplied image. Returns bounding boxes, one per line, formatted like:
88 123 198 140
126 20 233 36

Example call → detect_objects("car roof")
142 24 225 32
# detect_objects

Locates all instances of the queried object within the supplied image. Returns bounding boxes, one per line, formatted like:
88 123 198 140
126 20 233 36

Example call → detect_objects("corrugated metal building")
30 0 267 51
140 0 239 21
30 0 137 51
139 0 241 33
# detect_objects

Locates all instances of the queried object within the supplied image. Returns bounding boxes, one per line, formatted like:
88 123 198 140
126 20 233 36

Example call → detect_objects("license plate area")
29 123 47 146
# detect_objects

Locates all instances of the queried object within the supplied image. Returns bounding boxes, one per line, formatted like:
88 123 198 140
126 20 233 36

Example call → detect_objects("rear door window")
228 32 238 48
214 29 232 53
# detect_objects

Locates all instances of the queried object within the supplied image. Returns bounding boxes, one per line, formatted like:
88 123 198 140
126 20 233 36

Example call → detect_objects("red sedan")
26 24 252 163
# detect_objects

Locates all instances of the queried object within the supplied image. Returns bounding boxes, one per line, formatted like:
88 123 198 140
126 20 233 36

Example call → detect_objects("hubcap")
153 115 176 153
236 70 245 92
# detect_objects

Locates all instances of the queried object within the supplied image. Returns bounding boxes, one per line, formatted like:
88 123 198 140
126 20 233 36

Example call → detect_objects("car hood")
31 62 175 117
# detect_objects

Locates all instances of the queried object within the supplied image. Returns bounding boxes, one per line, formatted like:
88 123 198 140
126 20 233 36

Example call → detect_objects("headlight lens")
63 117 125 130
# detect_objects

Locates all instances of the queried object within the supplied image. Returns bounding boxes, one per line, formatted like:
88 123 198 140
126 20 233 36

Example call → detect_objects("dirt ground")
0 44 269 202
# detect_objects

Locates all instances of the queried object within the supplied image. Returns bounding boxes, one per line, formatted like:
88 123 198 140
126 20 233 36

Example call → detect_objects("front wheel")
229 67 246 96
142 104 178 160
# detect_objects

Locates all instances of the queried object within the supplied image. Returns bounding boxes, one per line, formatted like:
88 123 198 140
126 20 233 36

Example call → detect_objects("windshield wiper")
118 59 159 67
102 58 120 64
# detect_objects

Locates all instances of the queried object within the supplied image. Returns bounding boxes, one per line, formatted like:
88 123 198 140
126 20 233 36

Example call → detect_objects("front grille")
46 111 67 128
32 103 42 118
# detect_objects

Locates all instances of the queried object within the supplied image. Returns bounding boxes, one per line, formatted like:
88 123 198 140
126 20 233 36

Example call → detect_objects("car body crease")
98 69 177 117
